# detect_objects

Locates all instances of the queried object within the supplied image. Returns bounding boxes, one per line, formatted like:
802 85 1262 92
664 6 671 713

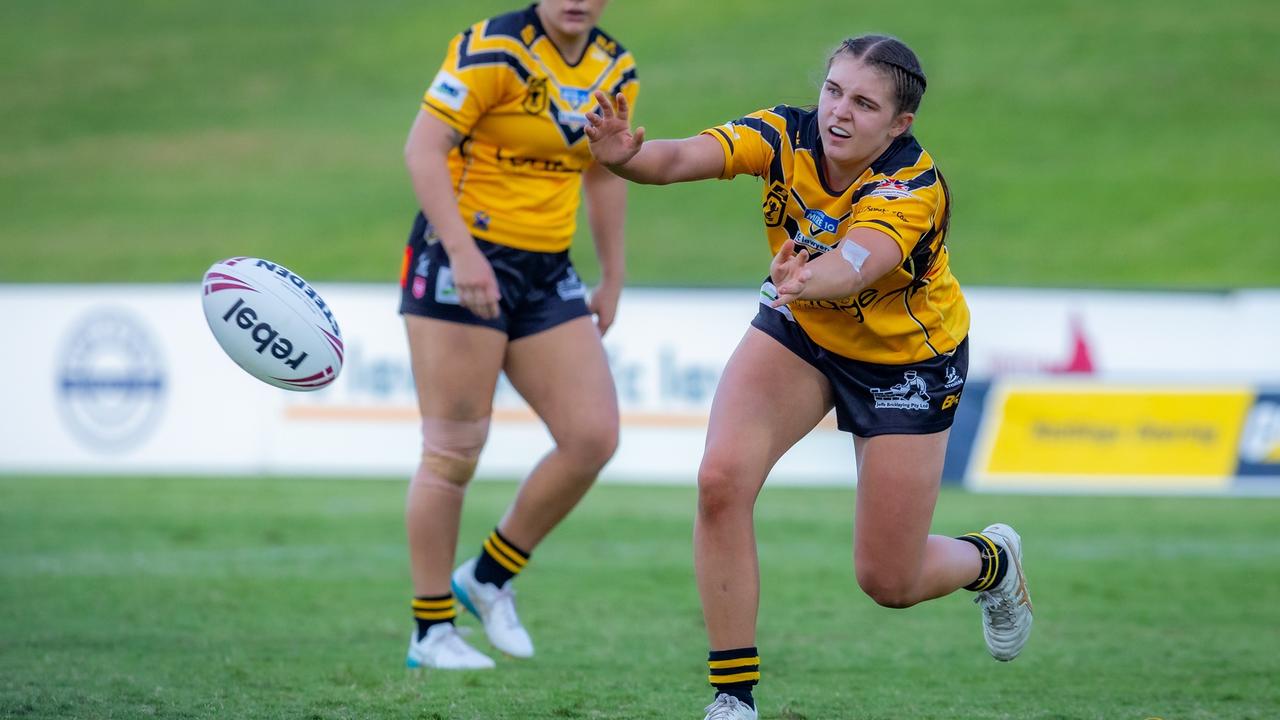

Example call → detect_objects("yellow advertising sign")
974 385 1253 490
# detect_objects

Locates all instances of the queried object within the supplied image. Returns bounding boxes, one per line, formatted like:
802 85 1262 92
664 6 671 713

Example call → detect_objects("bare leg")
696 328 834 649
499 316 619 550
404 315 506 596
852 431 982 608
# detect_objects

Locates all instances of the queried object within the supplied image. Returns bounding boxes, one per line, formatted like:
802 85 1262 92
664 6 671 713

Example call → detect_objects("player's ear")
890 111 914 138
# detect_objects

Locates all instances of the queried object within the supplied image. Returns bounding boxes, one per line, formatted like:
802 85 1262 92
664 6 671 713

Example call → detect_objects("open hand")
585 91 645 167
769 243 811 308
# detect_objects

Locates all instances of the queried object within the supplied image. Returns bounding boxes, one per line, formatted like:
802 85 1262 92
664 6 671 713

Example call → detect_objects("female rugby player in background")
399 0 637 670
586 34 1031 720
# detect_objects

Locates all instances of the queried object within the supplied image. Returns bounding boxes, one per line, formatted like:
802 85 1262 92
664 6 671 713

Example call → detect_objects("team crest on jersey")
473 211 491 231
869 178 916 201
763 182 787 227
870 371 931 410
523 77 550 115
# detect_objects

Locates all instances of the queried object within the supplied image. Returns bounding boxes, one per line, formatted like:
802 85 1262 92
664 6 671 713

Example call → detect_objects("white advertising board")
3 284 1278 483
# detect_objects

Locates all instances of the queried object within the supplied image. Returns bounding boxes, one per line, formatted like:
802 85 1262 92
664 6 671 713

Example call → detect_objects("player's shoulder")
857 135 944 201
474 6 537 43
588 25 633 61
732 105 813 147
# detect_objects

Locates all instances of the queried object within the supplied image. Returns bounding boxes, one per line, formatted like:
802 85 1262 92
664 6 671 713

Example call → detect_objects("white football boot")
405 623 495 669
451 557 534 658
702 694 758 720
975 523 1034 661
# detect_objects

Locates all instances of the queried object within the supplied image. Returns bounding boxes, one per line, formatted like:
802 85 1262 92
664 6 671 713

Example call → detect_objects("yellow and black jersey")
702 105 969 365
421 5 639 253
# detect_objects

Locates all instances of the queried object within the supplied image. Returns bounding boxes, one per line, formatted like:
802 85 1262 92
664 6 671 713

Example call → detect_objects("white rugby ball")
201 256 343 391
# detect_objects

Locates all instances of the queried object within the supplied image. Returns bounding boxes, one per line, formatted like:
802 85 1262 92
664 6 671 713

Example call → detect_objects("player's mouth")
827 126 852 141
563 9 589 23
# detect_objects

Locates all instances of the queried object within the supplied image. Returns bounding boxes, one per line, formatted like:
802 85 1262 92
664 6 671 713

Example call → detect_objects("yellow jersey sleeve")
421 28 515 135
849 173 944 261
701 109 782 180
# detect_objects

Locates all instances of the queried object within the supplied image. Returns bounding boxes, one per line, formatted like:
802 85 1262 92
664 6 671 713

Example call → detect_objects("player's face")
537 0 608 37
818 56 914 172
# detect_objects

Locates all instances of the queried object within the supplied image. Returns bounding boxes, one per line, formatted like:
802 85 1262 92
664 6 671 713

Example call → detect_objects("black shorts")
398 212 590 339
751 303 969 437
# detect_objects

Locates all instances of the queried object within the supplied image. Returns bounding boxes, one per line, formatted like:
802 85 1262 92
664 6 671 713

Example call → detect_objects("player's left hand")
769 243 811 308
588 280 622 336
585 91 645 168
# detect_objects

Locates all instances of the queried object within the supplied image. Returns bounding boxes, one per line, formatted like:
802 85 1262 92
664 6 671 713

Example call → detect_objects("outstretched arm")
769 228 905 307
585 91 724 185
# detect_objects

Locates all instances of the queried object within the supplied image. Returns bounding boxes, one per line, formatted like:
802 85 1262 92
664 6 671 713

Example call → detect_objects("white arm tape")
840 240 871 272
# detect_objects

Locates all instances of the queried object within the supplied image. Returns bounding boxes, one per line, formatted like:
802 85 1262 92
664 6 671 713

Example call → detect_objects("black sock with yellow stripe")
473 528 529 587
956 532 1009 592
708 647 759 709
412 594 456 641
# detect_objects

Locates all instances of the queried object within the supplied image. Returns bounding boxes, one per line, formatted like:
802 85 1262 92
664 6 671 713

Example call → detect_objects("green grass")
2 475 1278 719
2 0 1278 287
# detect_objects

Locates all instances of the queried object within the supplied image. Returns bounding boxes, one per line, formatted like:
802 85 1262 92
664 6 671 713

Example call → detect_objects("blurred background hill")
2 0 1277 287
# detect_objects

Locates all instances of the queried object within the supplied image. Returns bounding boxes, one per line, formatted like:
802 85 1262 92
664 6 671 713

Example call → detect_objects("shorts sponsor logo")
412 276 427 299
944 366 965 389
435 266 460 305
427 70 469 112
556 268 587 300
941 392 962 410
868 177 916 201
871 370 931 411
57 310 166 453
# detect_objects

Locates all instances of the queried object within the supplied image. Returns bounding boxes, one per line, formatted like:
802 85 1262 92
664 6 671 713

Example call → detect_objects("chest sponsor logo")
871 370 931 411
804 209 839 236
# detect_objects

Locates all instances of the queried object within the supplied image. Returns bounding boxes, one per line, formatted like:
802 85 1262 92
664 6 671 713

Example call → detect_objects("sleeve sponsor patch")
868 178 916 201
426 70 470 112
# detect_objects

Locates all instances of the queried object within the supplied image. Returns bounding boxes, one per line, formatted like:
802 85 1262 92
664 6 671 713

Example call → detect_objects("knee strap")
417 417 490 488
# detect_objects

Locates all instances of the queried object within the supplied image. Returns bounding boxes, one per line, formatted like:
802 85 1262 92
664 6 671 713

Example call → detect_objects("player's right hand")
449 244 501 320
585 90 645 168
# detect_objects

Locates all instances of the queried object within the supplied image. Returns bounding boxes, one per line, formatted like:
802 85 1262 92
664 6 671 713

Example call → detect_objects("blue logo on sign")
805 209 839 235
57 310 167 453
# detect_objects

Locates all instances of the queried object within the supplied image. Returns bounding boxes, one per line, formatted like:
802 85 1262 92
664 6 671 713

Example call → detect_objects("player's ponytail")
828 35 926 114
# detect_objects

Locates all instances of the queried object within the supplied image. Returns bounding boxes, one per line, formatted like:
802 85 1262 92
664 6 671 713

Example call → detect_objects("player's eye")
857 99 874 109
825 84 840 97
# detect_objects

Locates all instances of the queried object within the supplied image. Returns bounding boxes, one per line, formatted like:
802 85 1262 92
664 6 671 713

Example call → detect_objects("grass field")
2 475 1278 719
3 1 1279 287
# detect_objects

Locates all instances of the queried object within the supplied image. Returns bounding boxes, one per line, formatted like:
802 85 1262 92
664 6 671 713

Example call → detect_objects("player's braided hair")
829 35 926 114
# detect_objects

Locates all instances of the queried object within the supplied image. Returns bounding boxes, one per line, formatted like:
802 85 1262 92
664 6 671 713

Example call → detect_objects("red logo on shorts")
412 276 427 299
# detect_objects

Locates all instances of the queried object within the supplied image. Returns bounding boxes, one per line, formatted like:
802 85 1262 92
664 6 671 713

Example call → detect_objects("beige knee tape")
416 417 490 489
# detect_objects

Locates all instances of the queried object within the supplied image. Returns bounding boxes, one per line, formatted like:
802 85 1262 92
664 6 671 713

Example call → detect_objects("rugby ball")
201 256 344 391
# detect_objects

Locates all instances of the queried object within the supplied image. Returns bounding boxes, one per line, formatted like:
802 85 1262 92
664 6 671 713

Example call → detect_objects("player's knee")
561 422 618 474
696 455 752 521
855 564 921 609
415 417 490 489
